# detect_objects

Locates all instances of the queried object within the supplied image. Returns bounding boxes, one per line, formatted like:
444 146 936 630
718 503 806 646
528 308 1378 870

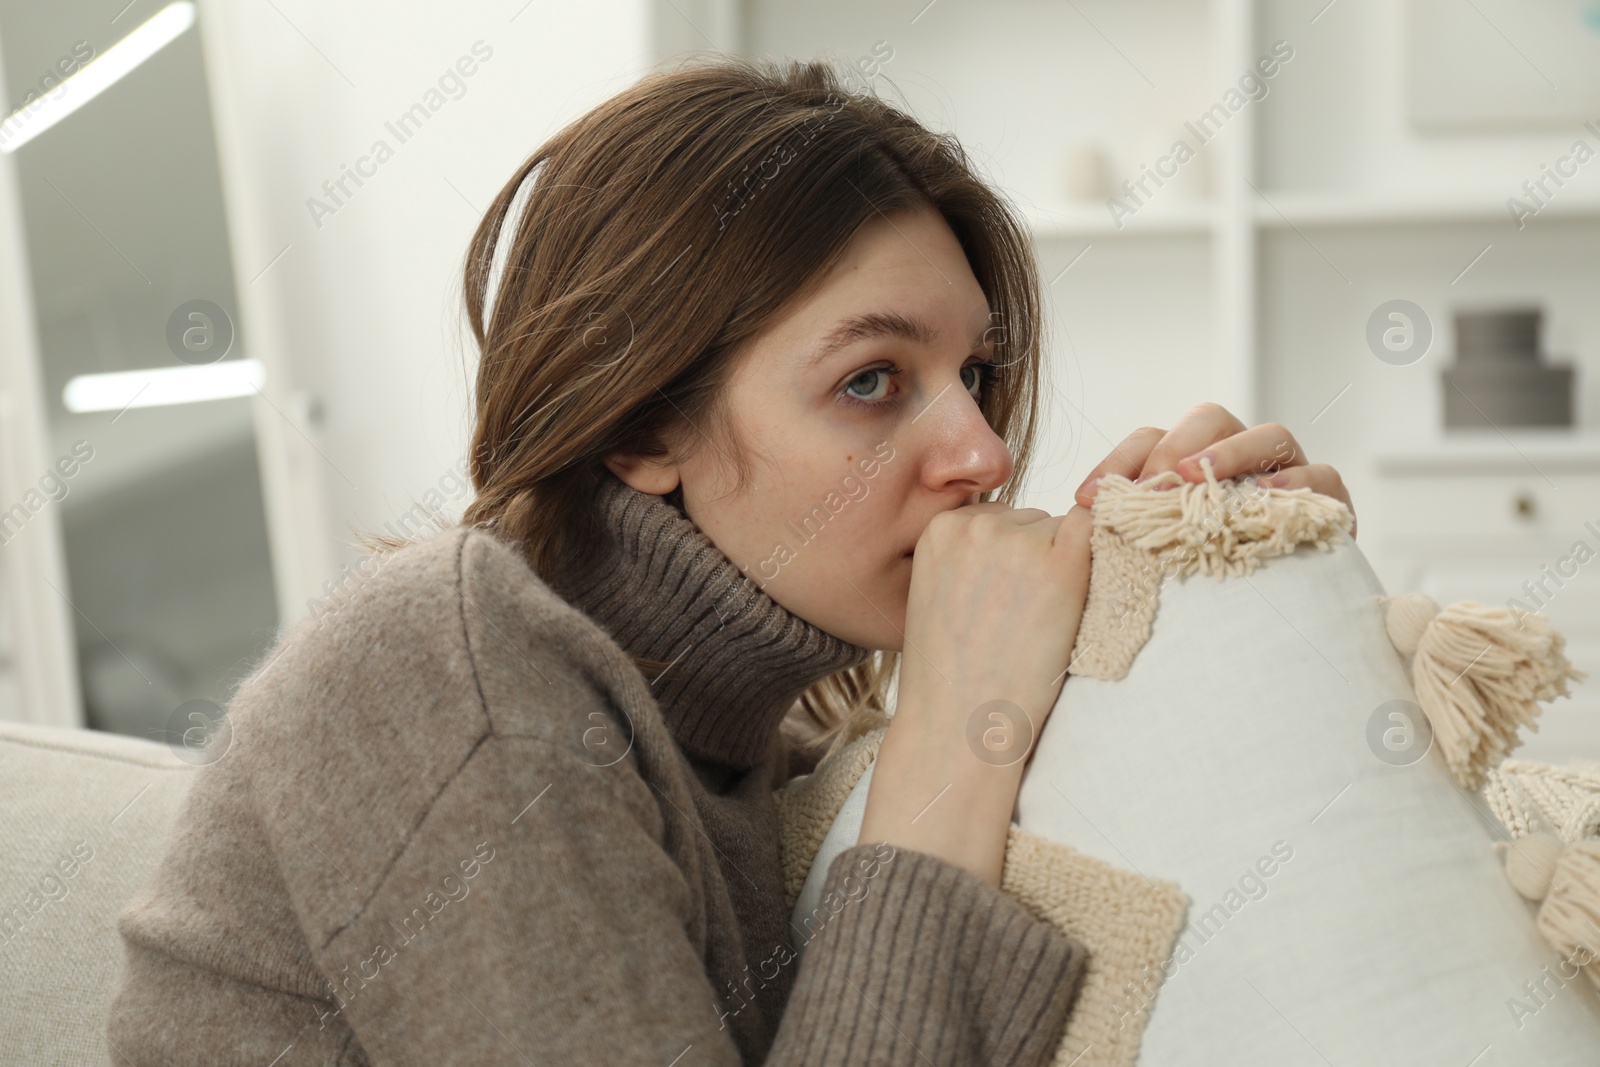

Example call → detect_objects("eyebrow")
802 310 985 372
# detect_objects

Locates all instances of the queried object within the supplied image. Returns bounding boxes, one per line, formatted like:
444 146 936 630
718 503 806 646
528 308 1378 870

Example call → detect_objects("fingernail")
1179 451 1214 474
1261 473 1288 488
1076 476 1100 498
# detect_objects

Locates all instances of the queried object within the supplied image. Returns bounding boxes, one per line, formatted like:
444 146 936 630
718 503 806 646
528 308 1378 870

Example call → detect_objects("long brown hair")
379 53 1048 759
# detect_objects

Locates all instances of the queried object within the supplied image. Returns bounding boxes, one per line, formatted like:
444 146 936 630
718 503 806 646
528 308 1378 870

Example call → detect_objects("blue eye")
963 361 1003 394
842 366 901 405
838 360 1003 411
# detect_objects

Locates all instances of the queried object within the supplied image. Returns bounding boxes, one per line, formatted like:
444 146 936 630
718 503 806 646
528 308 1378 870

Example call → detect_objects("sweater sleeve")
768 841 1089 1065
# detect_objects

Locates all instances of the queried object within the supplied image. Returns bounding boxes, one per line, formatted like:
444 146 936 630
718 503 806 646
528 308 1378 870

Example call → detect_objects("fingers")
1035 506 1090 606
1003 505 1088 549
1172 421 1305 484
1069 405 1353 537
1073 426 1166 508
958 502 1054 524
963 504 1086 552
1000 507 1056 527
1256 463 1355 531
1053 503 1091 549
1136 402 1249 482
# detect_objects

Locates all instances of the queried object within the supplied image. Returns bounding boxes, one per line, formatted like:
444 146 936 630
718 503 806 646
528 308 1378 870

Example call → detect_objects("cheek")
749 493 897 600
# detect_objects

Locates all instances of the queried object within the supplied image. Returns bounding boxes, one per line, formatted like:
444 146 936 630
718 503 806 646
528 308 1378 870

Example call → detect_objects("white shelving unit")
1253 192 1600 228
711 0 1600 755
726 0 1598 513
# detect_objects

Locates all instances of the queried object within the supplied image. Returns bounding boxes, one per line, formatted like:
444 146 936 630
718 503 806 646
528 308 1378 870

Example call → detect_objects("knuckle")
966 510 1005 539
924 509 961 540
1054 511 1090 549
1144 441 1181 466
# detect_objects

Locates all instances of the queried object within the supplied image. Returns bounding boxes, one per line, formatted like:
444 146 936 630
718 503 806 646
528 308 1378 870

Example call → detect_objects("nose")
914 389 1014 501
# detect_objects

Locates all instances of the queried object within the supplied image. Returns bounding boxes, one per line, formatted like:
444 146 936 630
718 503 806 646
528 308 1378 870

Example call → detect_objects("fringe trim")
1068 463 1354 680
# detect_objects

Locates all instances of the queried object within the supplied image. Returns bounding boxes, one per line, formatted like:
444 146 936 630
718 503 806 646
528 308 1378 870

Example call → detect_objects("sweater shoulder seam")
321 531 496 951
454 526 499 740
316 727 662 952
319 728 493 951
320 532 655 952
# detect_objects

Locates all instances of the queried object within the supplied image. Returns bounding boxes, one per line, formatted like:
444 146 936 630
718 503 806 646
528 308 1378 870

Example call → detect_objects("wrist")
856 712 1026 886
889 684 1047 771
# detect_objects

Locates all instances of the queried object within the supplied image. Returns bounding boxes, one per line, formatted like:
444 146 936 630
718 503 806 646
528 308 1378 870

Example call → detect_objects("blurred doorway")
0 0 279 742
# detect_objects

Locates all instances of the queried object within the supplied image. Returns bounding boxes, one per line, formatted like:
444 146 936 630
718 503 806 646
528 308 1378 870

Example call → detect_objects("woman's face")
604 206 1014 651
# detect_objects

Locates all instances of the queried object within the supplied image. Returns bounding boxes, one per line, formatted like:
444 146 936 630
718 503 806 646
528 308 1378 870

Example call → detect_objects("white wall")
1030 234 1216 512
196 0 656 621
1258 0 1600 193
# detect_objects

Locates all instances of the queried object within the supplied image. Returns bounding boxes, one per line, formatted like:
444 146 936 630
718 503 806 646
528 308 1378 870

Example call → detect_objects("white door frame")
0 33 84 728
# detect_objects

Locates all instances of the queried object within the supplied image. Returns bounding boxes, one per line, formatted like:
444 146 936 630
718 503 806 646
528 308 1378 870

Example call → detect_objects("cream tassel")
1091 460 1352 579
1382 592 1587 792
1495 831 1600 994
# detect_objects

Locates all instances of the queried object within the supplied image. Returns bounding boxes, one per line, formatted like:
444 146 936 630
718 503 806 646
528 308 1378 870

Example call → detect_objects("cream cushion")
794 537 1600 1064
0 721 198 1066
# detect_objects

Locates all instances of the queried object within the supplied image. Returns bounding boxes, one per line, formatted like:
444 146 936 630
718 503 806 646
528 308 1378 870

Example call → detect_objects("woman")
105 55 1352 1065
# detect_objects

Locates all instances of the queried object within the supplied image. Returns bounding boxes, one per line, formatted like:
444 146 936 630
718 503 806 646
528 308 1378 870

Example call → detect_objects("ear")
602 449 681 496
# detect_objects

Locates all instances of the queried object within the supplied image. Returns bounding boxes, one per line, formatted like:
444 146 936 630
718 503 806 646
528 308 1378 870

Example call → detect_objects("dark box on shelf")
1443 308 1575 429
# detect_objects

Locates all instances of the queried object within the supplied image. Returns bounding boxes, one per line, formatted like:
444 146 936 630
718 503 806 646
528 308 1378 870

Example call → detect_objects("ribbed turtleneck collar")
547 472 874 770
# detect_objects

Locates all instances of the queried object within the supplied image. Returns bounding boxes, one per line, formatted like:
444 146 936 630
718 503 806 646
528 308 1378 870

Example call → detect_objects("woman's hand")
1071 402 1356 537
859 501 1093 886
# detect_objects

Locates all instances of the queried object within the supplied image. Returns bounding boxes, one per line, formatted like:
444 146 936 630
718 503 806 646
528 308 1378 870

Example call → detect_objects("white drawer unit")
1375 440 1600 558
1369 436 1600 762
1378 473 1600 557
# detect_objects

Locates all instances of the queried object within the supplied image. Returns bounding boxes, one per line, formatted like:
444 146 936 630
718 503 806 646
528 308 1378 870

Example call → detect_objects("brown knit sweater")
104 473 1088 1065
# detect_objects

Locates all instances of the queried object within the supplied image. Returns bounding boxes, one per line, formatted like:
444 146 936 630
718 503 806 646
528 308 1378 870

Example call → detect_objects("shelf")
1016 189 1600 236
1021 201 1215 239
1018 191 1600 236
1252 191 1600 229
1375 432 1600 476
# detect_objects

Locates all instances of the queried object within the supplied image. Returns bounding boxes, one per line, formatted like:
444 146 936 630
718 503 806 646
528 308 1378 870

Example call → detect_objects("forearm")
856 701 1029 887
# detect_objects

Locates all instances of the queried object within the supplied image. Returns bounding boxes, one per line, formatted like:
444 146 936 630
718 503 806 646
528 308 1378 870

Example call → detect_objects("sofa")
0 720 199 1066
